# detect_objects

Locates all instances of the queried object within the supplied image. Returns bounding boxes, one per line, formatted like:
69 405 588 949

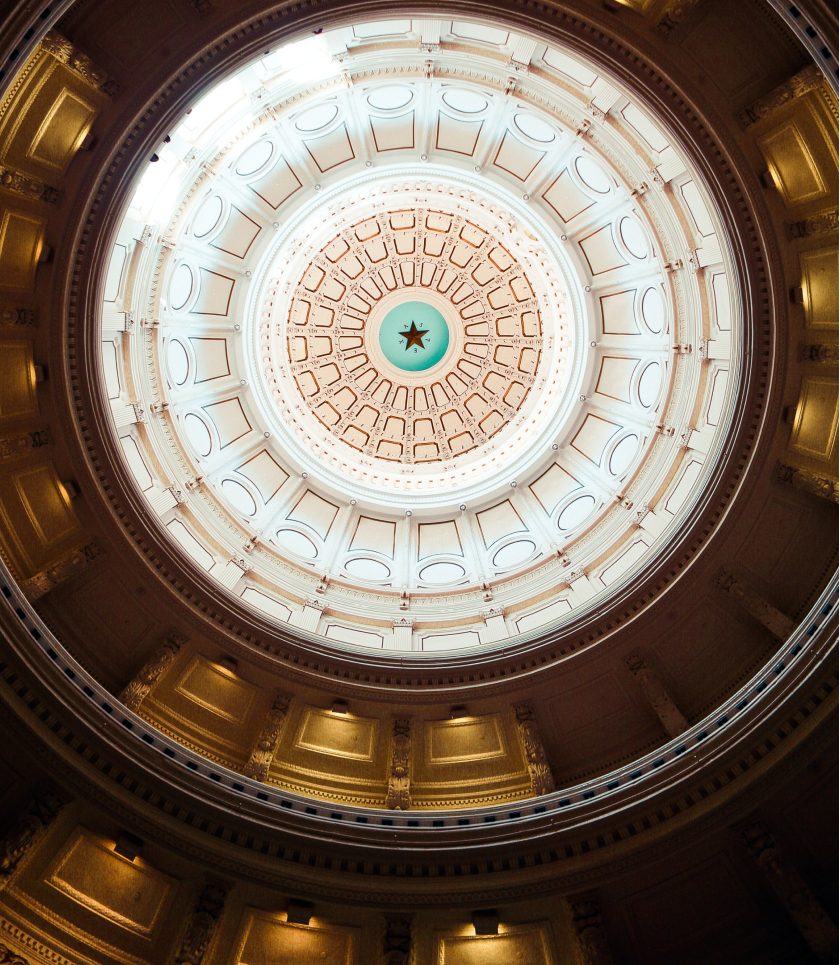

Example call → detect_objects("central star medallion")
399 321 428 351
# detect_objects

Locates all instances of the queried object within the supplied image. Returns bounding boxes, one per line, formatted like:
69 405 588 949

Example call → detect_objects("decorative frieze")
656 0 702 38
119 630 188 711
739 818 838 961
385 718 411 810
513 704 555 797
174 880 229 964
714 570 794 639
0 429 51 460
625 650 688 738
788 208 839 239
382 915 412 965
243 692 291 781
738 65 824 128
19 539 102 602
0 791 64 887
567 893 614 965
40 30 120 96
776 463 839 503
0 165 58 204
0 306 36 327
800 343 839 364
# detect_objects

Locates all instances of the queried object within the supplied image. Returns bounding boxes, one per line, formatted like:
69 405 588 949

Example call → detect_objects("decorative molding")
385 718 411 810
800 343 839 364
19 540 102 602
0 166 58 204
0 791 65 888
0 430 51 460
713 570 794 639
174 880 229 964
625 650 688 738
513 704 555 796
40 30 119 96
566 893 614 965
655 0 702 38
788 208 839 239
382 914 412 965
776 463 839 503
118 630 188 711
0 306 36 327
738 817 838 960
738 65 824 128
242 692 291 781
0 942 33 965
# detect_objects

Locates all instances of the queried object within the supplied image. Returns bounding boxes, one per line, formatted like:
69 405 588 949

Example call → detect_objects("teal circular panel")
379 301 450 372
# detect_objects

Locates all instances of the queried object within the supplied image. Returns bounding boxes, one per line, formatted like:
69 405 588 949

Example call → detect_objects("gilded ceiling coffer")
776 463 839 503
625 650 688 738
118 630 188 712
243 692 291 781
19 539 101 602
0 791 64 888
566 892 615 965
385 718 411 810
174 879 230 965
513 704 555 797
738 818 838 962
713 570 794 639
738 65 824 128
382 914 413 965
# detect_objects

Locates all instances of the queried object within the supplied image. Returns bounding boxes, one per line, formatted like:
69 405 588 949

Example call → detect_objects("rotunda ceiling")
99 20 738 654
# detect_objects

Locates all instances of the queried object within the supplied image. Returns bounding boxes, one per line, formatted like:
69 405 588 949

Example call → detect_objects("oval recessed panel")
192 195 223 237
367 87 413 110
493 539 537 569
620 217 648 259
638 361 661 408
575 155 611 194
235 140 274 177
295 103 339 132
276 529 318 559
167 339 189 385
419 561 466 584
641 287 666 333
169 264 194 311
221 478 257 516
609 434 639 476
558 494 596 530
441 89 487 113
183 413 212 457
345 557 391 580
513 113 555 143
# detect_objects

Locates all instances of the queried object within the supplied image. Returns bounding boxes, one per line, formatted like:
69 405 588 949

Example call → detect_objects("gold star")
399 321 428 350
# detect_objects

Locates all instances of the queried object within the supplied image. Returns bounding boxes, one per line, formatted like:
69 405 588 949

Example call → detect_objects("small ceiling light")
421 154 428 161
314 183 322 190
522 193 530 201
286 900 314 925
365 160 372 167
590 340 597 347
61 480 79 500
551 444 559 451
459 503 467 511
405 510 412 517
263 431 270 438
33 365 46 382
579 395 586 402
450 705 468 719
350 498 357 506
473 910 499 935
219 656 238 674
331 700 348 715
474 165 481 172
114 832 143 861
584 285 591 292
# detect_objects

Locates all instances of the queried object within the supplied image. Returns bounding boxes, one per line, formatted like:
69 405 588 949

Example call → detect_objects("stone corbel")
514 704 555 796
776 463 838 503
174 879 229 964
0 791 65 888
385 718 412 810
737 65 824 128
566 892 615 964
20 539 102 602
243 692 291 781
41 30 120 96
119 630 188 711
0 165 59 204
714 569 793 639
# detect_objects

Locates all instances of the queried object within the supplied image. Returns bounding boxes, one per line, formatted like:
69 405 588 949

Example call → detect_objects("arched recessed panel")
221 478 257 516
641 287 666 333
276 528 318 559
345 557 391 580
492 539 536 568
620 216 648 259
296 103 339 132
442 89 487 113
558 494 596 530
183 413 212 457
192 196 224 237
170 264 194 311
167 339 190 385
609 434 639 476
419 561 466 584
368 87 413 110
513 113 555 142
235 139 275 176
638 361 661 407
575 155 611 193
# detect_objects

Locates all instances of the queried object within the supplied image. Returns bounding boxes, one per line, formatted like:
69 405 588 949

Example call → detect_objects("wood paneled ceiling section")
100 24 735 652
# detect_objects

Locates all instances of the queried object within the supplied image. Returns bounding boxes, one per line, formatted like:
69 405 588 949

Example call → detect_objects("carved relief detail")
788 208 839 238
19 540 102 602
0 430 51 460
0 943 33 965
776 462 839 503
40 30 120 96
243 692 291 781
385 718 411 810
514 703 555 796
738 66 824 128
656 0 702 37
567 893 614 965
0 792 64 888
383 914 413 965
119 631 188 712
800 343 839 364
174 880 229 964
0 166 58 204
0 306 36 327
714 569 794 639
625 650 688 738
